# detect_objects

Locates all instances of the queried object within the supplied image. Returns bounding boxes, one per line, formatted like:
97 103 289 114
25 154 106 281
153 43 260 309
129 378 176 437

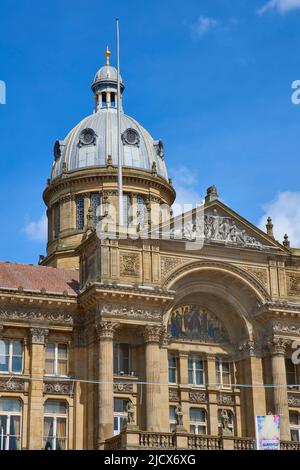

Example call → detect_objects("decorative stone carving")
153 140 164 159
287 274 300 297
96 321 119 340
160 256 187 279
121 128 140 147
78 128 97 146
120 253 140 278
170 209 263 248
30 327 49 345
44 381 73 395
189 391 208 404
99 304 162 321
267 337 291 355
220 409 233 434
217 393 235 406
114 383 134 393
238 340 255 357
0 379 26 392
126 400 135 424
175 404 184 426
242 267 268 289
288 394 300 407
169 388 180 402
143 325 162 344
0 308 73 326
271 322 300 336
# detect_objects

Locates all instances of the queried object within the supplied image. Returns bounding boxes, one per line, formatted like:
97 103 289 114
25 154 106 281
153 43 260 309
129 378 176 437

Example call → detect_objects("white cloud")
190 16 218 38
258 191 300 247
23 214 47 242
258 0 300 15
170 166 204 216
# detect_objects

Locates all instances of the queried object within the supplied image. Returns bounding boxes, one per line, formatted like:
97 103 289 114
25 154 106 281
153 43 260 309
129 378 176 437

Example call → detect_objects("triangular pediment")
148 199 287 253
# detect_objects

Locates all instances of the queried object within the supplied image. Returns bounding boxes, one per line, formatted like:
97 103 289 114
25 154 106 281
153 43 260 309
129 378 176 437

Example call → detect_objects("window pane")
188 369 193 385
188 357 193 369
57 345 67 360
195 359 203 370
46 343 55 359
45 359 55 375
58 360 67 376
190 408 206 422
44 400 67 415
190 425 196 434
195 370 204 385
12 341 22 356
169 407 176 420
0 340 8 356
114 399 127 413
0 415 8 439
0 339 8 372
12 356 22 373
114 417 118 432
0 354 8 372
0 399 21 413
44 417 54 450
290 412 299 426
291 429 300 442
169 368 176 383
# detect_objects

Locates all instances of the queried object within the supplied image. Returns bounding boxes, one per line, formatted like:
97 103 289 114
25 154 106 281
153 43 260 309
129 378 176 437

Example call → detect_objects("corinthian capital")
143 325 163 344
95 321 119 340
267 337 291 355
29 327 49 345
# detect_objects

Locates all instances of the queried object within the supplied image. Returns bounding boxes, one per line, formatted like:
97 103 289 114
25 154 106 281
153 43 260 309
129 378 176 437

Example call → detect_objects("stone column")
96 321 119 449
159 328 170 432
267 337 290 441
27 327 48 450
143 325 162 432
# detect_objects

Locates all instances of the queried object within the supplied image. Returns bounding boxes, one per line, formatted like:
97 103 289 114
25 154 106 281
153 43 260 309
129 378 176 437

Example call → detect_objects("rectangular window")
0 340 23 374
45 343 68 377
113 343 130 375
286 359 298 388
114 399 128 436
169 406 176 432
168 353 177 384
216 359 231 388
43 400 67 450
76 195 85 230
189 408 207 435
0 399 22 450
122 193 131 226
290 412 300 441
188 356 205 386
90 192 101 226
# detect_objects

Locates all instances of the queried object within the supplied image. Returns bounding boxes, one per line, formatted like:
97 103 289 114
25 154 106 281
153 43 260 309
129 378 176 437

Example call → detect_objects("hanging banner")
255 415 281 450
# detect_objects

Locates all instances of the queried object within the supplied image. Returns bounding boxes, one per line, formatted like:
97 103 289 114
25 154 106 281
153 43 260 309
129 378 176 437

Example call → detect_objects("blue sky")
1 0 300 264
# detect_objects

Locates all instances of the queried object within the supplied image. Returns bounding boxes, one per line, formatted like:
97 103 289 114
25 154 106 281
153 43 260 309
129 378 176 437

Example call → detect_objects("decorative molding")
287 273 300 297
120 253 140 278
113 383 134 393
30 327 49 345
0 379 26 392
189 391 208 404
217 393 235 406
160 256 188 279
99 304 162 322
96 321 119 340
266 337 291 355
238 340 256 357
241 266 268 289
288 394 300 407
271 322 300 336
169 388 180 402
143 325 162 344
44 381 73 395
60 194 74 204
0 308 73 326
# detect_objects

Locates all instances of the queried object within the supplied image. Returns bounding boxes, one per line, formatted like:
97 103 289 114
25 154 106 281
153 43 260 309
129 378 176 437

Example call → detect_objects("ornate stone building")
1 49 300 450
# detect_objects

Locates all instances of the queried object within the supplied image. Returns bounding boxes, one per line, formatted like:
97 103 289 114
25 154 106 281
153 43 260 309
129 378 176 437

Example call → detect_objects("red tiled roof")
0 262 79 296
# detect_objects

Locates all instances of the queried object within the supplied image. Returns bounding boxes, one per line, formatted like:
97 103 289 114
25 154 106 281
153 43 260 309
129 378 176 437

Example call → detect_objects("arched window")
290 411 300 441
0 398 22 450
76 195 85 230
189 408 207 435
43 400 68 450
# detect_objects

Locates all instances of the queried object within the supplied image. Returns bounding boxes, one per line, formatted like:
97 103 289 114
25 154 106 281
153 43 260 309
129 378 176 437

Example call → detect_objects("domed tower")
42 49 176 268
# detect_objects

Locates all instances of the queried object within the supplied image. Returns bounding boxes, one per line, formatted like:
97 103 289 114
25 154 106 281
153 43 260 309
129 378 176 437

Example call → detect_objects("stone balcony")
104 428 300 451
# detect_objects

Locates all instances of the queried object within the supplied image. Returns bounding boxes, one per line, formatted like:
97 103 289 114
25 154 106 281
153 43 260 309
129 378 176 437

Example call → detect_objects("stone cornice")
0 289 78 304
78 282 175 310
255 301 300 321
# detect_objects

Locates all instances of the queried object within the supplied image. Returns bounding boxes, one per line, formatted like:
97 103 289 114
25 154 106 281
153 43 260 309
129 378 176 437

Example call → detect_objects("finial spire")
283 234 290 248
105 46 111 66
266 216 274 238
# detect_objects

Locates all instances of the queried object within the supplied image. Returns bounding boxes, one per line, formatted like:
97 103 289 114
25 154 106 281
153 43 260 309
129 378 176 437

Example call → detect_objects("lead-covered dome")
51 108 168 180
51 47 168 181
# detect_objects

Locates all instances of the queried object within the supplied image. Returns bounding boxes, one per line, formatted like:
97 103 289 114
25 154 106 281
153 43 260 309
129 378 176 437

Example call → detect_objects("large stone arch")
163 261 270 344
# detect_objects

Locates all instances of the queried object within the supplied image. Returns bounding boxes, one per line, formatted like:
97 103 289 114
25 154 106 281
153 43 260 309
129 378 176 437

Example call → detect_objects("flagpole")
116 18 123 227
